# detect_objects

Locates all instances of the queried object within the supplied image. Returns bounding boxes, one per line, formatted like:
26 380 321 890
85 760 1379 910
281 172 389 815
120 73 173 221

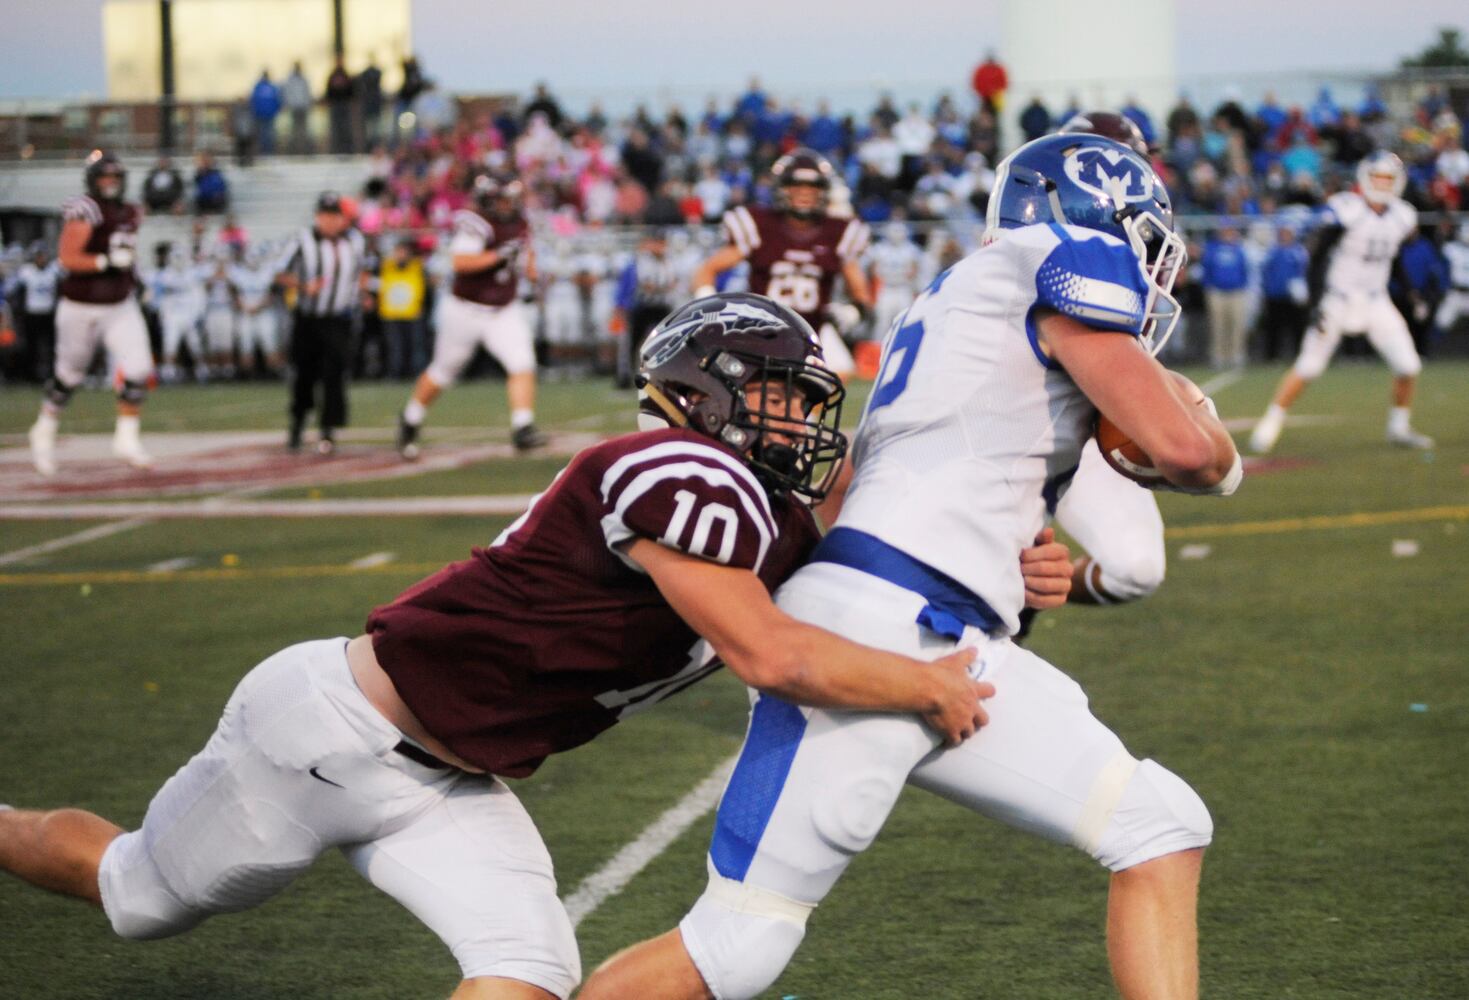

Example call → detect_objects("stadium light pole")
159 0 176 153
333 0 345 59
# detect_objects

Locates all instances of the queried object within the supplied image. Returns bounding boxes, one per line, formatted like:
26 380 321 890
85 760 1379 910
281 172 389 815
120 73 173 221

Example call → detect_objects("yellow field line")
0 561 444 588
1 504 1466 588
1164 504 1469 539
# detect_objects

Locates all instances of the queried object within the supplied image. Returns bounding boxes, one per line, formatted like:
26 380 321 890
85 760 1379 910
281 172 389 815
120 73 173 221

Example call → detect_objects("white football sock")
511 408 535 430
403 398 427 426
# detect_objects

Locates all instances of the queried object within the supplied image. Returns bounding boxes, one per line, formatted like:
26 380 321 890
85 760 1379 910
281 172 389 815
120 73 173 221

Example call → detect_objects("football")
1095 372 1208 486
1096 414 1166 485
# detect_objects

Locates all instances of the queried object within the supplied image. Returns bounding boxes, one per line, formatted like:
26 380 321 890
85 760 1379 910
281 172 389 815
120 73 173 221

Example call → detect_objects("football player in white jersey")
1251 151 1432 452
147 244 207 383
867 221 923 339
537 236 585 363
1435 221 1469 334
229 246 283 377
582 135 1242 1000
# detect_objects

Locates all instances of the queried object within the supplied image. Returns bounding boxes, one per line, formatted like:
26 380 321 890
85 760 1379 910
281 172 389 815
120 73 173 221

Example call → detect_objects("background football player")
1433 220 1469 335
146 242 208 384
866 221 924 340
229 244 284 378
397 174 545 459
28 150 154 475
582 134 1240 1000
691 148 875 379
1250 151 1432 453
0 294 1082 1000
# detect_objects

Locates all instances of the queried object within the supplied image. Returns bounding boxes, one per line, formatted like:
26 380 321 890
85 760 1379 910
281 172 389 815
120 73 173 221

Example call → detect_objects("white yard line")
348 551 396 569
144 556 200 573
1198 369 1245 397
562 754 738 928
0 495 539 520
0 519 151 567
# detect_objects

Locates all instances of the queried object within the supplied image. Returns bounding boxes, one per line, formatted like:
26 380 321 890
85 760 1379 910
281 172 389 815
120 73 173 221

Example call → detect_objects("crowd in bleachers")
3 71 1469 388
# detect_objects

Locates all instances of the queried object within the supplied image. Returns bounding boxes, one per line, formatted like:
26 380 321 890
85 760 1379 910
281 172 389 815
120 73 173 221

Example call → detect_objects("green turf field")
1 362 1466 999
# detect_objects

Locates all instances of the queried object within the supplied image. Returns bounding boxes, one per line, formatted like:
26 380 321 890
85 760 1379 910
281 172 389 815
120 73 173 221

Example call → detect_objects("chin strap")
639 382 689 429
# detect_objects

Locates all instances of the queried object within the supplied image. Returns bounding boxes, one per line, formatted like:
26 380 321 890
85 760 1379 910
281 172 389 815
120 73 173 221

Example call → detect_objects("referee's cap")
315 190 345 214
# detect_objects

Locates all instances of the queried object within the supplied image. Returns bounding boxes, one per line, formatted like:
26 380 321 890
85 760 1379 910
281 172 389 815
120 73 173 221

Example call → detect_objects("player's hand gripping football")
922 647 994 747
1021 527 1072 609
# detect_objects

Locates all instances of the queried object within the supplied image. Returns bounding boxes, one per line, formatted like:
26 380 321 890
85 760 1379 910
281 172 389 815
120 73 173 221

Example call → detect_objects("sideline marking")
0 519 150 567
562 755 737 928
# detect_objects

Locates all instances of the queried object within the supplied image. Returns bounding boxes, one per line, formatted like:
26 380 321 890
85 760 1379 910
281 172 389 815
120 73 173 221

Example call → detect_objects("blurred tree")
1400 27 1469 68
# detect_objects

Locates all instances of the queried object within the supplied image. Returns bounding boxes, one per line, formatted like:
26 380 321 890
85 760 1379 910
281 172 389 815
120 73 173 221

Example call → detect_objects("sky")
2 0 1466 111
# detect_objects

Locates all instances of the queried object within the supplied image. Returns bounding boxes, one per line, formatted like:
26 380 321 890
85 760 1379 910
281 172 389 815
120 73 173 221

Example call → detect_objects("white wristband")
1200 451 1243 497
693 284 716 299
95 254 109 272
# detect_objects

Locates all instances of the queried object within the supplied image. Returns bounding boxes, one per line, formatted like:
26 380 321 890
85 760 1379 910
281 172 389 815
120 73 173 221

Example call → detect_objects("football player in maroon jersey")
28 150 154 475
692 149 876 379
0 294 1071 1000
397 174 546 459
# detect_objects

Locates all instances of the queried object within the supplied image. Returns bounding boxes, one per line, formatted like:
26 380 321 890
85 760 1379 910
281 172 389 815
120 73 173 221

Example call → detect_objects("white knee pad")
1102 548 1166 602
680 867 813 1000
1093 758 1213 872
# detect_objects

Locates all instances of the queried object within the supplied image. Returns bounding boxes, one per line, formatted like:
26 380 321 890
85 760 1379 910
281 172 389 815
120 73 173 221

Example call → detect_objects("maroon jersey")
449 207 528 307
367 427 821 777
722 205 869 329
58 195 141 305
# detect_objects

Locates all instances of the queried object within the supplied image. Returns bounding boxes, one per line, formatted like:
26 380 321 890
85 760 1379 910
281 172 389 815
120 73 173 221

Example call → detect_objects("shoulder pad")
597 430 777 571
1033 225 1147 335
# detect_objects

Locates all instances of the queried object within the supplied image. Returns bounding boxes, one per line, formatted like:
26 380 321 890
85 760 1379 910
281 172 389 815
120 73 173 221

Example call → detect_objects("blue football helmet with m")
986 133 1187 353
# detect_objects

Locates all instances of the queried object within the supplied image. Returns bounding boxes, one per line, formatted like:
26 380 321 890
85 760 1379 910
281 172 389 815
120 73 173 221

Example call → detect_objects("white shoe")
1387 426 1434 450
112 433 154 470
28 419 57 476
1250 410 1285 455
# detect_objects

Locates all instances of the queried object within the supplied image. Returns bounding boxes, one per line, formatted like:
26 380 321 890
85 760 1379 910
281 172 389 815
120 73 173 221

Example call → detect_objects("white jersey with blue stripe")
832 222 1148 634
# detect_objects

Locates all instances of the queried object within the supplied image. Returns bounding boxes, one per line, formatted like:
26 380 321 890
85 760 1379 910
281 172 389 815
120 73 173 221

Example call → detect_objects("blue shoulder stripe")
1034 226 1148 336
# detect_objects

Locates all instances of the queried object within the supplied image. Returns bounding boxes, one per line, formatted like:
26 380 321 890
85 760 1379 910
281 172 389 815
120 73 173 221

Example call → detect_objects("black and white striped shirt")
276 226 366 317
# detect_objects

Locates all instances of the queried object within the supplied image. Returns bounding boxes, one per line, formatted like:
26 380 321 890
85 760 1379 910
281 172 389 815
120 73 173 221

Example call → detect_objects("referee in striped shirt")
277 192 367 453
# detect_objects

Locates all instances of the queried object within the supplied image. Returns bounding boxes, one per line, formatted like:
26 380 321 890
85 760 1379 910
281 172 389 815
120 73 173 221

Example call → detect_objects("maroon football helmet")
771 148 835 220
637 292 847 499
84 149 127 202
1057 111 1152 157
473 173 523 221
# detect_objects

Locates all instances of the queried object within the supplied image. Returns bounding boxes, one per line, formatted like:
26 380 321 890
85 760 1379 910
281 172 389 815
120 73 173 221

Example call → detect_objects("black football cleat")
287 419 304 453
397 413 421 461
512 423 548 452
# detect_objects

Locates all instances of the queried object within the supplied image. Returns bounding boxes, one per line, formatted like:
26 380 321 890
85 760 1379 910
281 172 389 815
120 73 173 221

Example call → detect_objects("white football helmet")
1356 151 1405 207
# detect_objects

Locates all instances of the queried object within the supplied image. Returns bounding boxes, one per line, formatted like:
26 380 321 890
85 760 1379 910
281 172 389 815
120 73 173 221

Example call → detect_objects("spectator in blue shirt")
250 70 282 155
1359 85 1387 121
1201 225 1252 368
1394 222 1451 355
1019 95 1051 143
1255 92 1287 146
1121 97 1156 148
1308 87 1341 130
804 100 845 156
1259 225 1310 359
734 77 766 125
